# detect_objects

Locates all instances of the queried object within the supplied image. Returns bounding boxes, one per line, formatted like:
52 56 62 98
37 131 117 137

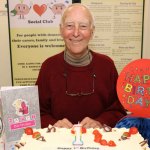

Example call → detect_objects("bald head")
60 3 95 29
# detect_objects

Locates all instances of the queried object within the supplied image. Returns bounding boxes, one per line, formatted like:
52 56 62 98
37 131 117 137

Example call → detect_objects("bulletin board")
7 0 144 85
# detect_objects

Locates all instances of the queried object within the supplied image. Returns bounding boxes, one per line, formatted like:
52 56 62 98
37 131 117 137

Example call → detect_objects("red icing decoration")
108 140 116 147
129 127 138 135
24 127 33 135
81 127 87 134
99 139 108 146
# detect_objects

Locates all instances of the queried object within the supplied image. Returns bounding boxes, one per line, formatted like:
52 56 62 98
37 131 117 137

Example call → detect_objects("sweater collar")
64 50 92 67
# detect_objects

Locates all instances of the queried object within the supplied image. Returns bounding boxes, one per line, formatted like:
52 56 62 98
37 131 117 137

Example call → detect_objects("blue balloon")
116 117 150 147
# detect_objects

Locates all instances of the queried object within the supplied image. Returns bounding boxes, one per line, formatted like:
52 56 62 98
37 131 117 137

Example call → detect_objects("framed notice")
7 0 72 86
81 0 144 73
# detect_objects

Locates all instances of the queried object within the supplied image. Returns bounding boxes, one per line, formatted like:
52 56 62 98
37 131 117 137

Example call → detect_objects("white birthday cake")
15 124 149 150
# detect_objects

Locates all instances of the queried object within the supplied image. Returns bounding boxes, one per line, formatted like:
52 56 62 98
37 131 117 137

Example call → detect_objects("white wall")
0 0 150 86
143 0 150 58
0 14 12 86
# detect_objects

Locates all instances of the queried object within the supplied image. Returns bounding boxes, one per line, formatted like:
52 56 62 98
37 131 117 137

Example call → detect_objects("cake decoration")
120 132 130 140
129 126 138 134
71 123 84 146
24 127 33 135
47 126 56 132
24 128 46 142
15 142 26 149
140 140 148 147
32 131 46 142
92 128 116 146
120 127 138 140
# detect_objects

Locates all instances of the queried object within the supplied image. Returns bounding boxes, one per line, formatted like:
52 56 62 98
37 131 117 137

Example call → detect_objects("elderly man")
36 3 126 129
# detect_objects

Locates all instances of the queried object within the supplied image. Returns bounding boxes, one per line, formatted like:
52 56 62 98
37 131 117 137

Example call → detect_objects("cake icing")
15 125 149 150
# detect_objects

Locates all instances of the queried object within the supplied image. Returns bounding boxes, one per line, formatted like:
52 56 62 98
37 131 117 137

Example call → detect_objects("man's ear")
90 27 95 39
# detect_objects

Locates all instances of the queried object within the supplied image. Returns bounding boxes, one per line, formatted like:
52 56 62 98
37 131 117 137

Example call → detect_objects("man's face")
60 6 94 57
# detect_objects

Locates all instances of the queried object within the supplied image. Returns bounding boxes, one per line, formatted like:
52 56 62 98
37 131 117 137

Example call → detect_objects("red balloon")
117 59 150 118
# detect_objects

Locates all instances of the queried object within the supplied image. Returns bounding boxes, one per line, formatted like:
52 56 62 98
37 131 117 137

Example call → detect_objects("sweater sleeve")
95 100 126 127
95 62 126 127
36 61 57 128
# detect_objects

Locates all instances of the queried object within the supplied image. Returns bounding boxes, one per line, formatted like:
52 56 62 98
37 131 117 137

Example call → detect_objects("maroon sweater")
36 51 126 128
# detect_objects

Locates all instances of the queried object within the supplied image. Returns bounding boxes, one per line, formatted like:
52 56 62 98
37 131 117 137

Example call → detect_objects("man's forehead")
64 12 91 23
64 18 90 24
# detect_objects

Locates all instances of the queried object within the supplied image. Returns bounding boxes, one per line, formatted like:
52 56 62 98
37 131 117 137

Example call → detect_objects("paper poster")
117 59 150 118
8 0 72 86
81 0 144 73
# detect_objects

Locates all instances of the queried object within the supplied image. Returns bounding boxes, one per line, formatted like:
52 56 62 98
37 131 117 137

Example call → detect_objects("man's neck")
64 50 92 67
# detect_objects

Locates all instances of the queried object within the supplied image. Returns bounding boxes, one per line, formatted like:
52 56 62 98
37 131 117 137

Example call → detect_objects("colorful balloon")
117 59 150 117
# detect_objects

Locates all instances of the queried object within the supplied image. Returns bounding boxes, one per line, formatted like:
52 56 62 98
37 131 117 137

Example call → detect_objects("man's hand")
80 117 103 128
53 118 73 128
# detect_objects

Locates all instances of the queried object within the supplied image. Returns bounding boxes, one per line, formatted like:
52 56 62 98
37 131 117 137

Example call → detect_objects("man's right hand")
53 118 73 128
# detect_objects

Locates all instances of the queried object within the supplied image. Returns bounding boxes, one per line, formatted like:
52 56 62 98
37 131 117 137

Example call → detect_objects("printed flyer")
8 0 72 85
81 0 144 73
